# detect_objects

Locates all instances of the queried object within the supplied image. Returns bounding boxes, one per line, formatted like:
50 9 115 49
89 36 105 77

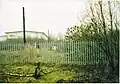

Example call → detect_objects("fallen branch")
0 72 34 77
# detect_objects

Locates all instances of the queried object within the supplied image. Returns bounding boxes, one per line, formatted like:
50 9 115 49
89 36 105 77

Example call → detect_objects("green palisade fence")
0 40 107 65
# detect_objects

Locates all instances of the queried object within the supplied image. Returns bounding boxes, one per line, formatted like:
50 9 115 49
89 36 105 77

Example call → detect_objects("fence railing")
0 41 107 65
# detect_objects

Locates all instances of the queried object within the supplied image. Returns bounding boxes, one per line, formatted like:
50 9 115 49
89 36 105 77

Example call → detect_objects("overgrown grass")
0 45 119 83
1 62 118 83
0 63 77 83
0 45 77 65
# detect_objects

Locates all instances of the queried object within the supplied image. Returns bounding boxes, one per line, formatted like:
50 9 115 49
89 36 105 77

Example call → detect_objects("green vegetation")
0 62 118 83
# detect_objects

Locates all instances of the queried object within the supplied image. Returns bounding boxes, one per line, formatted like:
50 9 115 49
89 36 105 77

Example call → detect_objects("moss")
1 63 77 83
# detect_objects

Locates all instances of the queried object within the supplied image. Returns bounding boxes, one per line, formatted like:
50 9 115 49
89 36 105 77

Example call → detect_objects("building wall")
0 36 7 41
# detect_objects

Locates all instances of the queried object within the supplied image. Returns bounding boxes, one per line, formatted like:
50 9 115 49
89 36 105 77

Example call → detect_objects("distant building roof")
5 30 48 38
6 30 43 34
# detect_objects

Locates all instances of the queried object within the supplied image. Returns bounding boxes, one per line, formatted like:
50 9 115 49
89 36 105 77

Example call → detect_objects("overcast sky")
0 0 87 36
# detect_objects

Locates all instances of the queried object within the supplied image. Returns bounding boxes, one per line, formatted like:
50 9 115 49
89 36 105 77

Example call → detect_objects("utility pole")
23 7 26 44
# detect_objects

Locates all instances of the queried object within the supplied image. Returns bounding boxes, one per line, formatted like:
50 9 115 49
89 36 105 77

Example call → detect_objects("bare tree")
83 0 119 73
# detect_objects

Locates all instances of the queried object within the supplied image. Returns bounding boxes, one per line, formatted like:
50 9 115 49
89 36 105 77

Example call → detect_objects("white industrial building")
0 30 48 41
